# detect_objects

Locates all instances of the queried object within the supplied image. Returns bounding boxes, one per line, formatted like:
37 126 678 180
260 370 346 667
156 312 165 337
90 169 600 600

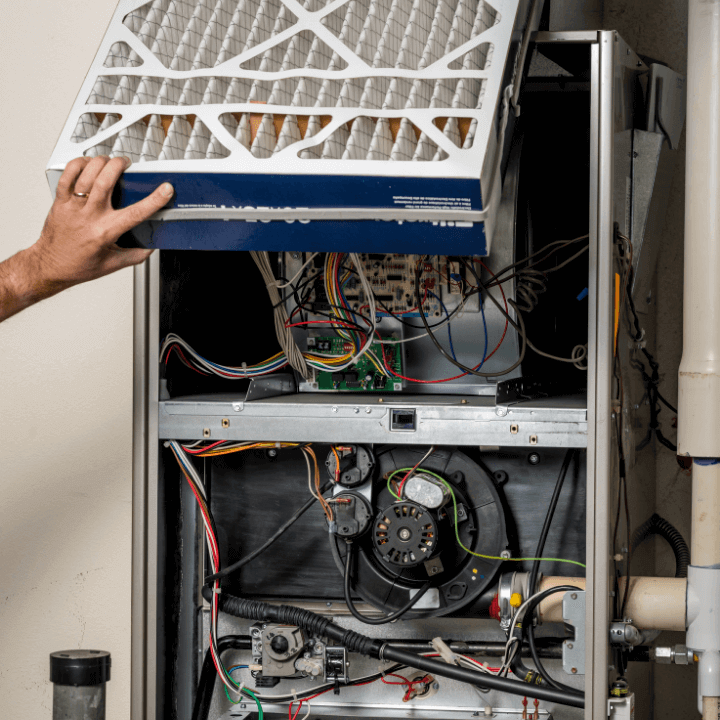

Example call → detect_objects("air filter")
47 0 526 253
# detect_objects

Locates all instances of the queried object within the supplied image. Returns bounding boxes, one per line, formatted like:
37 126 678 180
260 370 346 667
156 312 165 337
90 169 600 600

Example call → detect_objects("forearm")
0 246 66 322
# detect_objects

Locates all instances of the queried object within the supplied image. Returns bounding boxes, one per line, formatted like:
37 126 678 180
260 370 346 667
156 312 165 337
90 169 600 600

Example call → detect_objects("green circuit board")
308 336 403 392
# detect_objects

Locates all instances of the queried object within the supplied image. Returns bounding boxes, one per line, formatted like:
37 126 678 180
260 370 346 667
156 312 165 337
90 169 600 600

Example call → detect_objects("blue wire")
228 665 249 673
427 290 457 360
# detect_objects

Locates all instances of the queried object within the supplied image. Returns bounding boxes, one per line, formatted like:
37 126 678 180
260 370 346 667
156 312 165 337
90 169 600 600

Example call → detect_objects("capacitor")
403 473 450 510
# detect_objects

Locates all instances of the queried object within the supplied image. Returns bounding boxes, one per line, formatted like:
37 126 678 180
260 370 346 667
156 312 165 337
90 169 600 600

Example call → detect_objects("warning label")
392 195 473 210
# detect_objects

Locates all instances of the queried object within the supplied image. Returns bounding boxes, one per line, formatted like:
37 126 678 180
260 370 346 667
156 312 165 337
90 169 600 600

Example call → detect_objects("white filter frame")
48 0 522 186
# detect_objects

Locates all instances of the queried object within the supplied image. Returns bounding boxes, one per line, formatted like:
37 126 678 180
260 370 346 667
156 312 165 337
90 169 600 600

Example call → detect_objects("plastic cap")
510 593 522 608
50 650 111 687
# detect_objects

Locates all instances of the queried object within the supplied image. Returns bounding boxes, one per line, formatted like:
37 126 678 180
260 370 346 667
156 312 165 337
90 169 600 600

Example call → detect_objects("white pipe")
680 2 720 714
537 576 686 631
678 0 720 457
692 464 720 567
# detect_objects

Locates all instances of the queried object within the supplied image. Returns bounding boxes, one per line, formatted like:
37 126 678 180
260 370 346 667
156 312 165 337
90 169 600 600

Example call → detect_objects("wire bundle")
167 439 336 714
252 250 311 379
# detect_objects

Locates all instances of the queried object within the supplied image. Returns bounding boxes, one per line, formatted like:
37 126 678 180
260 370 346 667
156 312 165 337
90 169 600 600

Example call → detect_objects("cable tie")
431 637 458 665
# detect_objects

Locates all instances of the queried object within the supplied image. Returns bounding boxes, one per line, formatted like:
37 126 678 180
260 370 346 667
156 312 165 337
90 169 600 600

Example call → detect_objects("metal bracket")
246 373 297 402
562 590 585 676
607 693 635 720
609 621 642 648
496 377 584 406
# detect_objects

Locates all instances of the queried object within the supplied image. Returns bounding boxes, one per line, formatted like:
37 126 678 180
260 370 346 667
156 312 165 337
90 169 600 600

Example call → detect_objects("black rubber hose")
381 645 584 709
525 450 579 694
204 586 383 657
191 635 252 720
210 588 585 708
510 585 583 696
205 480 333 585
631 513 689 578
342 542 434 625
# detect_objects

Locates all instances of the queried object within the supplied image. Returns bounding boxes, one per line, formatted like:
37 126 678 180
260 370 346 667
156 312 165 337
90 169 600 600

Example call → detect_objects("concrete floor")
602 1 692 717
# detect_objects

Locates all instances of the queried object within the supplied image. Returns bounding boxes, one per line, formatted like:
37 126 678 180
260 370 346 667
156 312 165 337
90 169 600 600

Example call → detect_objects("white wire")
251 250 311 379
276 253 319 289
302 448 319 504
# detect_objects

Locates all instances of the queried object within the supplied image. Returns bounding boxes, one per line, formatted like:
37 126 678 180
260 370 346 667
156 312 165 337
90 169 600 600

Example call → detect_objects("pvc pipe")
692 463 720 567
677 0 720 457
618 577 687 632
703 697 720 720
537 576 686 631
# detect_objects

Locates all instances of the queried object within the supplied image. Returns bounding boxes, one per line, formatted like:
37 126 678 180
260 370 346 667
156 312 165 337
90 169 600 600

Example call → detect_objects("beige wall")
0 1 133 717
0 1 693 719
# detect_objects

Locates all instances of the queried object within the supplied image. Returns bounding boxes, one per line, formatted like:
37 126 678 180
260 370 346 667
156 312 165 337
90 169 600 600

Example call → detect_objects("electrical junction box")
45 0 529 254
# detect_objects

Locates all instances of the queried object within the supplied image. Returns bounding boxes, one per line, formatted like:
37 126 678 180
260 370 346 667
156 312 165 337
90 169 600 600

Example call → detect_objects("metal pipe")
537 576 686 631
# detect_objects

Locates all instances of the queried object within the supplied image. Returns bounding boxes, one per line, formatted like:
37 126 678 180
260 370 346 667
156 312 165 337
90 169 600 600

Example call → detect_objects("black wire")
204 479 333 585
526 450 579 693
415 255 527 377
509 585 584 698
337 261 475 331
343 542 434 625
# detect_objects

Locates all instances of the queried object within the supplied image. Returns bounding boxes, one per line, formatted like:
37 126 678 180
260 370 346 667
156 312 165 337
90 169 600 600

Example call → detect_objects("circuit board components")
308 337 403 392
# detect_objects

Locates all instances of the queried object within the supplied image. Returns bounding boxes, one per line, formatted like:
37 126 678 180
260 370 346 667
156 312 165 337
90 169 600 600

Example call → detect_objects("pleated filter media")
47 0 524 253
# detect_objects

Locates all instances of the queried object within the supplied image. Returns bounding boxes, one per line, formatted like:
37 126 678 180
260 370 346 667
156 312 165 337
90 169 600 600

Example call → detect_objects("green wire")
224 667 264 718
386 467 586 569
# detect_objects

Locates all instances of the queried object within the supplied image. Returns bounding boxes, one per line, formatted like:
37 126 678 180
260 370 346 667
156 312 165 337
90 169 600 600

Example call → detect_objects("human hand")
29 155 173 292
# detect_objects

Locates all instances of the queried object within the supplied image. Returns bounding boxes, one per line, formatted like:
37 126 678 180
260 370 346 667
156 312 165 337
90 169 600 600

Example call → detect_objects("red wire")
397 455 426 496
165 344 211 375
183 440 227 454
378 259 511 384
285 320 365 333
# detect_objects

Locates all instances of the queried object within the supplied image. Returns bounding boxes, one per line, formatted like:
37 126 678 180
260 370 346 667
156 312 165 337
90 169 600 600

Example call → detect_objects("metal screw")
461 399 468 404
500 550 511 559
267 449 277 457
634 404 639 410
571 667 578 674
567 643 574 650
326 602 332 607
399 528 411 541
233 403 242 412
378 398 384 403
331 406 338 413
291 252 300 259
353 407 360 414
571 593 578 600
528 452 540 465
430 566 439 574
365 407 371 414
496 407 508 417
432 682 439 690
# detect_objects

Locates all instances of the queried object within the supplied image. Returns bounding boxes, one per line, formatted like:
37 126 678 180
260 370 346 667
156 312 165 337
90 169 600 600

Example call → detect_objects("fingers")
87 156 132 207
55 157 91 202
71 155 113 201
110 182 174 237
